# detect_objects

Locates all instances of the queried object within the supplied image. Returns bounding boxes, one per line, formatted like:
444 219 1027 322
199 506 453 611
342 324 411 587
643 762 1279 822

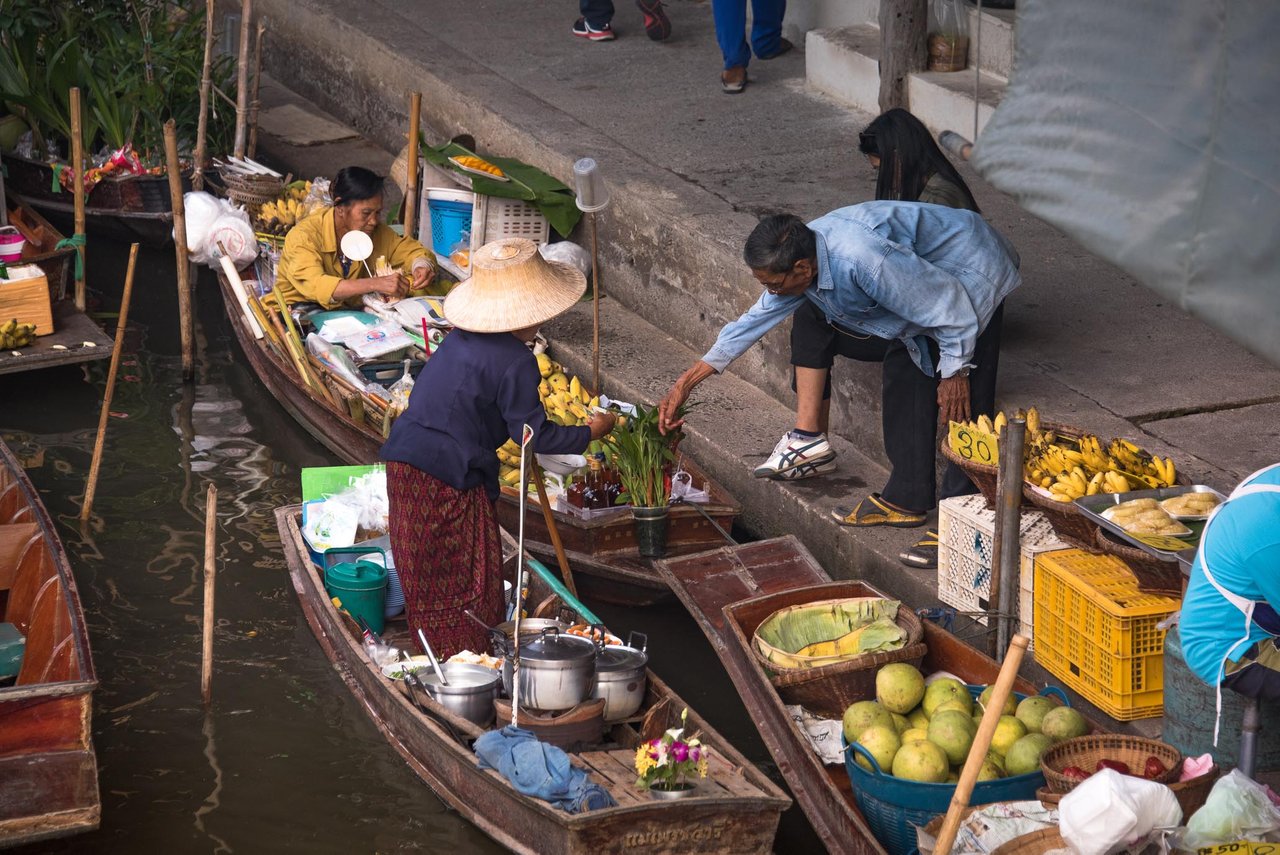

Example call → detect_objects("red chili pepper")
1143 756 1168 779
1062 766 1091 782
1095 759 1131 774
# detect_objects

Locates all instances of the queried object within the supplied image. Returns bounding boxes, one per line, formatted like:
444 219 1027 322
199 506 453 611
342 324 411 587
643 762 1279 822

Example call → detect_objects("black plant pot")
632 506 670 558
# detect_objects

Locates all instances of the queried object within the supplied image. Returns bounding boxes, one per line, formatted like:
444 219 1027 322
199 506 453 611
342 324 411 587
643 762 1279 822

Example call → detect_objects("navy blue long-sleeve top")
381 330 591 499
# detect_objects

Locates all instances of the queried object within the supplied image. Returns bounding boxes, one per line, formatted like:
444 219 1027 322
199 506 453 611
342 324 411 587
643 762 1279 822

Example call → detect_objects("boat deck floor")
0 302 112 375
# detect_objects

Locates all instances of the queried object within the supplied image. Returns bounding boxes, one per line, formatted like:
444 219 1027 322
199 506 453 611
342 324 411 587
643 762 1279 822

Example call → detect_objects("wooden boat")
0 440 99 846
275 505 789 854
0 193 113 376
3 151 181 248
219 269 740 605
658 536 1096 855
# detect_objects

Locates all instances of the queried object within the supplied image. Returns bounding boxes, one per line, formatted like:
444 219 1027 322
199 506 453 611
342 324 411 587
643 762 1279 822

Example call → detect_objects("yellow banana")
536 353 553 379
569 376 582 403
994 411 1007 433
1026 406 1041 436
977 414 994 434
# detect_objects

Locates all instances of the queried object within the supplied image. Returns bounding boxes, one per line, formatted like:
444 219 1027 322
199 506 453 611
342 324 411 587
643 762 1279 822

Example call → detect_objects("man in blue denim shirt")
658 203 1021 533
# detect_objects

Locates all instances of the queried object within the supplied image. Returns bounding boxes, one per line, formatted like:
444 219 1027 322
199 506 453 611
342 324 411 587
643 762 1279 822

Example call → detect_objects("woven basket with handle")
1038 764 1218 818
1040 734 1181 793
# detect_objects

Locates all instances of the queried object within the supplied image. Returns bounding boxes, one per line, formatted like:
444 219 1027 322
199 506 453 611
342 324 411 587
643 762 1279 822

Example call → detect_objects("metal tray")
1074 485 1226 564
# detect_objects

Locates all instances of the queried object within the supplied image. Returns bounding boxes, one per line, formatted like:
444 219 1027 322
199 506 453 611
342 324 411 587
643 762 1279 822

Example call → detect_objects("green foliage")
604 404 685 509
0 0 235 162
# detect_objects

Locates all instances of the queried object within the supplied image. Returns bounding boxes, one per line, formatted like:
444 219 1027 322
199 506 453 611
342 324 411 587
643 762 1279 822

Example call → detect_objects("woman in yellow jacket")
274 166 438 308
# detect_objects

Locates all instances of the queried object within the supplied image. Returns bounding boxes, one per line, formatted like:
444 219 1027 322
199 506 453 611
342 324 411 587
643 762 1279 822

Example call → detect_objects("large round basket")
1038 764 1218 818
220 170 285 216
1040 734 1181 793
1093 528 1186 596
990 827 1066 855
939 440 1000 509
749 600 926 719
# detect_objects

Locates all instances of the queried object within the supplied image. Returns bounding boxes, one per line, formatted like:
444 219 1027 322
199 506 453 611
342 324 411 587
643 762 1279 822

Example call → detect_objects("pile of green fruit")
0 319 37 349
843 662 1088 783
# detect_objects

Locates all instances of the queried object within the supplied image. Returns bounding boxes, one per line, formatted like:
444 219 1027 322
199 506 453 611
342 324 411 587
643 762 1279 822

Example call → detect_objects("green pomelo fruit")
978 684 1018 716
927 710 977 765
976 758 1005 781
843 700 895 744
991 715 1028 756
855 725 902 773
901 728 929 744
891 740 949 783
876 663 926 714
1015 696 1059 734
935 698 975 717
1005 733 1055 776
1040 706 1088 742
923 678 971 718
907 708 931 729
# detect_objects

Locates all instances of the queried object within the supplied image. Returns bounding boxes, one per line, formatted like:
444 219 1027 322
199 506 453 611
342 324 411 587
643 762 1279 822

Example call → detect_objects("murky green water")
6 238 817 854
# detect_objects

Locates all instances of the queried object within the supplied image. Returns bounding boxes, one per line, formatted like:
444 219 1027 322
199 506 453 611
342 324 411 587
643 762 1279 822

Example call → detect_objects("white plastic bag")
539 240 592 278
1184 770 1280 850
182 191 224 251
203 213 258 268
1059 769 1182 855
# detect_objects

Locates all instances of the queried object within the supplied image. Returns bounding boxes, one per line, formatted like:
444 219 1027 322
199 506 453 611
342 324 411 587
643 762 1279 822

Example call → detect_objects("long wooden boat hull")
658 537 1082 855
276 506 788 854
0 442 99 848
219 272 738 604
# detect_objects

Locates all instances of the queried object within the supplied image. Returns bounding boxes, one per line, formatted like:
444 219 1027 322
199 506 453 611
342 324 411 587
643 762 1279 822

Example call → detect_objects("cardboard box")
0 266 53 336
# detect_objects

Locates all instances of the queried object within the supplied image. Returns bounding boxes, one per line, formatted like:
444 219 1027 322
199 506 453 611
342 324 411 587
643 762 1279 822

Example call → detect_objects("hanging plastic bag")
183 191 224 251
539 240 592 279
1183 769 1280 850
387 359 415 416
928 0 970 72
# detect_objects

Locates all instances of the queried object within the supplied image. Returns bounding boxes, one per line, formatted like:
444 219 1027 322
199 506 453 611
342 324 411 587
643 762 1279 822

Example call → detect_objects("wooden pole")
233 0 253 158
934 635 1030 855
80 243 138 522
193 0 216 191
989 416 1026 660
201 482 218 705
247 18 266 159
164 120 195 381
878 0 928 111
530 459 580 599
588 213 601 394
404 92 422 239
69 87 87 310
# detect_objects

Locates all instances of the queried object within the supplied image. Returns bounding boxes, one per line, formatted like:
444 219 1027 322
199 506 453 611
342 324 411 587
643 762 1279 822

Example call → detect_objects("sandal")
899 530 940 569
831 493 927 528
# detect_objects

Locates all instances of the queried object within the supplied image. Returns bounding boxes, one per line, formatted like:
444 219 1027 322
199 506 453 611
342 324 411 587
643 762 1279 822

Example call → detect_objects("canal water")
8 237 819 853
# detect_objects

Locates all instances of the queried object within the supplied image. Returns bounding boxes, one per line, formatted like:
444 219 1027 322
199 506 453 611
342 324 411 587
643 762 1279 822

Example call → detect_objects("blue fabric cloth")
474 726 617 813
711 0 787 69
1180 465 1280 686
381 331 590 499
701 201 1022 379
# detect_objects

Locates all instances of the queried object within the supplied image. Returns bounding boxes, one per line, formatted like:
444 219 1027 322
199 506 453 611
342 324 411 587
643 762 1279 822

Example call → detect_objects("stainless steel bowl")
419 662 502 727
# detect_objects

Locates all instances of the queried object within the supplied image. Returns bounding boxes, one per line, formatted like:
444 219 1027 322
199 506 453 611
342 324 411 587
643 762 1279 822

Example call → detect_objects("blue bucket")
843 684 1069 855
428 197 473 257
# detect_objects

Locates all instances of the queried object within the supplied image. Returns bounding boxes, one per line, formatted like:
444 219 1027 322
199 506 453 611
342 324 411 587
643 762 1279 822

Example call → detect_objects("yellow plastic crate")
1032 549 1180 721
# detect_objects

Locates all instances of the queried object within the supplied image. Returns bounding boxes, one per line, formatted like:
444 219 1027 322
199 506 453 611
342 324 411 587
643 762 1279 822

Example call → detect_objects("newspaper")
915 801 1059 855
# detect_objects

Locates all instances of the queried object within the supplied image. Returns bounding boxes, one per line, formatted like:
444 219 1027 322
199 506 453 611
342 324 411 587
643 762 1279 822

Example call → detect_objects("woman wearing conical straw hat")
381 238 616 658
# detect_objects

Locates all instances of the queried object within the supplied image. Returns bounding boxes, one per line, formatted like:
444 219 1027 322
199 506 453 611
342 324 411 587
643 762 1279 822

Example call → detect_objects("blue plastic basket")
428 197 473 257
843 684 1069 855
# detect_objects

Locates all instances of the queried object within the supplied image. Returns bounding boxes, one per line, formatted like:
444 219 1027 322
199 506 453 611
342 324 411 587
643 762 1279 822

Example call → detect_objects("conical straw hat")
443 238 587 333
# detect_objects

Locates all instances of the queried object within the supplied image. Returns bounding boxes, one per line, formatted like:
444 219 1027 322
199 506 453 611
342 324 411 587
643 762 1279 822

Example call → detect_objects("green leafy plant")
604 403 685 509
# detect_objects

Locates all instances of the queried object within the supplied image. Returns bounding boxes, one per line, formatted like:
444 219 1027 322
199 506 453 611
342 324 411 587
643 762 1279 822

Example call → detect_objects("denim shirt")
701 202 1022 378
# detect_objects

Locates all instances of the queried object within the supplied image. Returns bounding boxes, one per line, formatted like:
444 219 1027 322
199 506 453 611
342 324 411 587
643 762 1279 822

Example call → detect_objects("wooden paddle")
529 457 580 600
934 634 1031 855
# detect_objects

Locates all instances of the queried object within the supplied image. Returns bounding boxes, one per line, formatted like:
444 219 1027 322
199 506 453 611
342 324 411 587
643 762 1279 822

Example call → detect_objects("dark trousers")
581 0 615 27
882 305 1004 513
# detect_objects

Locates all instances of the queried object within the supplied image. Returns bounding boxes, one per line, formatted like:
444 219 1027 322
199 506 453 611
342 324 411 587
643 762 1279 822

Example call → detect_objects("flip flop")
899 530 940 569
831 493 927 528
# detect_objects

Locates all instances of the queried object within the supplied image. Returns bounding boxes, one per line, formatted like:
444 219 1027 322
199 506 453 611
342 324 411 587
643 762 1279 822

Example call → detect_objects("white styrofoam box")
936 495 1067 636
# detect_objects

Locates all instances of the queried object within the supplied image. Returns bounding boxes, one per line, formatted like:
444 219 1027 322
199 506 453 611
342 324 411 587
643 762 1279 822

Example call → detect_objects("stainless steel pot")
511 627 596 712
496 616 568 645
418 662 502 727
591 632 649 721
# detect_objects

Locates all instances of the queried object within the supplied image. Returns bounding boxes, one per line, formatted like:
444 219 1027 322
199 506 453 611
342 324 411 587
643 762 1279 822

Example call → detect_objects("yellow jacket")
273 207 435 308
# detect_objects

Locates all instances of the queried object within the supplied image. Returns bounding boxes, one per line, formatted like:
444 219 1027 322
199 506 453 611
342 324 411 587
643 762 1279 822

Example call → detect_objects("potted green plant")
605 403 682 558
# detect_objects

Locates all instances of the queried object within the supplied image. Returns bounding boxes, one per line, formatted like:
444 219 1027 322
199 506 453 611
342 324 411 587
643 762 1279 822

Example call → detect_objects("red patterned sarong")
387 462 503 659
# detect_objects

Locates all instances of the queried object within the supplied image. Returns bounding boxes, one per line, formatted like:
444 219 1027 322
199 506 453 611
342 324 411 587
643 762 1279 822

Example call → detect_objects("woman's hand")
411 261 435 291
587 411 617 440
936 373 971 426
368 272 409 300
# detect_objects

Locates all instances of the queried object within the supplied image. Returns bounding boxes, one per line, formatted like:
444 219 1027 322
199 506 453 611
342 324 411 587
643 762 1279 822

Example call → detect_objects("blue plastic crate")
428 197 473 257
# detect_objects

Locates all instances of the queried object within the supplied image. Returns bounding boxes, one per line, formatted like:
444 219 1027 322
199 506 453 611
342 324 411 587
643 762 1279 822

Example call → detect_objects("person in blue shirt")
1179 464 1280 728
657 203 1020 535
382 239 616 658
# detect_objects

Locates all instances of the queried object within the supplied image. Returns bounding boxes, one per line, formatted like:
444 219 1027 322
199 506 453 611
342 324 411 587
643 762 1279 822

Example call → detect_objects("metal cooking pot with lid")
591 631 649 721
417 662 501 727
511 627 596 712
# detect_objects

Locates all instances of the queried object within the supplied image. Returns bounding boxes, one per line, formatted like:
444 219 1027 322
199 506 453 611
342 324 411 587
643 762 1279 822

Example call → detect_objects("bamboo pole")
404 92 421 239
164 120 195 381
193 0 216 191
247 18 266 159
80 243 138 522
588 213 601 393
934 635 1030 855
530 459 579 599
201 482 218 705
69 87 86 311
233 0 253 158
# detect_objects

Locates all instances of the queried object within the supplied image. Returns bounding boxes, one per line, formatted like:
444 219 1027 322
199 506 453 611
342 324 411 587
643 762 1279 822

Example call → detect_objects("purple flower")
688 746 701 762
672 742 689 763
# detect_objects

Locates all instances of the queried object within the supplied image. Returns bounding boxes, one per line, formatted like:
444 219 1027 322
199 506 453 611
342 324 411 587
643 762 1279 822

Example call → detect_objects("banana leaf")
755 597 902 653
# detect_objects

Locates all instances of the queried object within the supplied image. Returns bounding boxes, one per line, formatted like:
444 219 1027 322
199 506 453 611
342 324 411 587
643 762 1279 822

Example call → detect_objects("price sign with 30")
948 421 1000 465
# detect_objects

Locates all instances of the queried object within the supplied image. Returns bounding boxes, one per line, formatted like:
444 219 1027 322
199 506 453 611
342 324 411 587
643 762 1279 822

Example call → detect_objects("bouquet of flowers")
633 708 710 791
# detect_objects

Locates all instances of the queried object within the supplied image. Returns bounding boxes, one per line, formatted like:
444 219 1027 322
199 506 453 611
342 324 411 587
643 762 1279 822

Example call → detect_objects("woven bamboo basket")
221 170 285 215
1040 734 1181 794
1038 764 1218 817
991 827 1066 855
750 601 926 719
1093 528 1186 597
939 439 1000 508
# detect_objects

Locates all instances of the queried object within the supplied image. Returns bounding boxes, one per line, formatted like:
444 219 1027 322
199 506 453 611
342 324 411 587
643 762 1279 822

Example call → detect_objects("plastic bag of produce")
1059 768 1182 855
1183 769 1280 850
306 333 366 389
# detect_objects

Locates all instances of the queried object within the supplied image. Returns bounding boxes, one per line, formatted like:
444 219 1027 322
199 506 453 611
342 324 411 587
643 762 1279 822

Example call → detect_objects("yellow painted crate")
1032 549 1179 721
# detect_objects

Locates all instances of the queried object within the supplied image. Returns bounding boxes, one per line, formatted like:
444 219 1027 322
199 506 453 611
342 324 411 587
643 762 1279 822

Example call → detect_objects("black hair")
743 214 817 273
858 108 980 212
332 166 385 206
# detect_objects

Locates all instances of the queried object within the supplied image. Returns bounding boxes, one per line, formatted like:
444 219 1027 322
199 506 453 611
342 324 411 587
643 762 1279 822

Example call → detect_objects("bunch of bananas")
535 352 601 426
952 411 1008 437
284 180 314 203
257 187 316 237
0 318 37 349
497 438 524 488
1021 406 1178 502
